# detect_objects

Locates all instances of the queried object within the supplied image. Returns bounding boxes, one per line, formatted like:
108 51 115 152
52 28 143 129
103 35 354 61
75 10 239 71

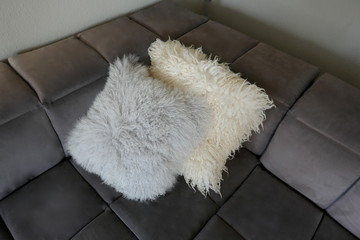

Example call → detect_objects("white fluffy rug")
67 55 209 201
149 39 274 195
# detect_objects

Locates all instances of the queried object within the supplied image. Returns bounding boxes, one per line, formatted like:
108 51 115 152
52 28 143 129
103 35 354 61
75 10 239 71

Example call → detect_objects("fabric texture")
149 39 274 195
67 55 209 201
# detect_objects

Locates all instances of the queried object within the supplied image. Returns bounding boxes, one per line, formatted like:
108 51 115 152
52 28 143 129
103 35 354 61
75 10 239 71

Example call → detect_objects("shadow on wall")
169 0 360 89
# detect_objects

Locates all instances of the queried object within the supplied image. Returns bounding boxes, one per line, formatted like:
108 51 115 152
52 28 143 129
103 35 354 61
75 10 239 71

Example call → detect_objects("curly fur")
67 55 209 201
149 39 274 195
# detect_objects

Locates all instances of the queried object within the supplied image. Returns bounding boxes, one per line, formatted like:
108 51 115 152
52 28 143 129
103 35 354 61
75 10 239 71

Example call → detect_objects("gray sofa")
0 1 359 239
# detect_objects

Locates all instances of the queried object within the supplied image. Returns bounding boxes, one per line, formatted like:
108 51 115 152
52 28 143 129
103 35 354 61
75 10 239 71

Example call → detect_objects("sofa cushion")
46 77 107 148
110 179 218 240
328 179 360 238
67 55 209 201
1 1 359 239
0 63 38 125
179 20 258 63
72 208 136 240
7 36 110 150
231 43 319 155
288 73 360 154
0 217 12 240
149 39 273 195
130 1 208 39
0 161 106 240
261 74 360 209
78 17 158 64
209 149 258 206
71 160 121 204
9 37 108 104
218 167 322 240
313 214 358 240
195 215 245 240
0 63 64 200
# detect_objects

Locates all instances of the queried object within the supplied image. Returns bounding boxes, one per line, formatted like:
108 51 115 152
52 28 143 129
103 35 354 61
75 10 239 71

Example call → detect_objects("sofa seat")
0 1 359 239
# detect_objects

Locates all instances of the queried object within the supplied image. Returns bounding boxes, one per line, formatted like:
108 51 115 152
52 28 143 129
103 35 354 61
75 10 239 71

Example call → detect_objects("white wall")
0 0 157 59
172 0 360 89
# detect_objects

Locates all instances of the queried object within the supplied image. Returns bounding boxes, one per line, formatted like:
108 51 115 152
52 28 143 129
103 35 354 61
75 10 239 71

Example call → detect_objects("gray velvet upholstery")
261 74 360 209
194 216 245 240
78 17 158 64
0 1 359 239
0 63 38 125
218 167 323 240
178 20 258 63
130 1 207 39
0 216 13 240
0 161 106 240
9 37 108 104
46 77 107 149
231 43 319 155
328 179 360 238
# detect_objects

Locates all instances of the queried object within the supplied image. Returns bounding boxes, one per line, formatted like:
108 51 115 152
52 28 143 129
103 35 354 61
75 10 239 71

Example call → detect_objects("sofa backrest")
0 1 359 238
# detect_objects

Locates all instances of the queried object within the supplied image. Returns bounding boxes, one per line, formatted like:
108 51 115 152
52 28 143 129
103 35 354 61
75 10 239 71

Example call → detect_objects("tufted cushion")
178 20 258 63
110 179 218 240
218 167 322 240
9 37 108 104
328 179 360 238
0 63 38 124
1 1 359 239
78 17 158 64
0 63 64 200
130 1 208 39
195 216 245 240
231 43 319 155
0 217 12 240
0 161 106 240
261 74 360 209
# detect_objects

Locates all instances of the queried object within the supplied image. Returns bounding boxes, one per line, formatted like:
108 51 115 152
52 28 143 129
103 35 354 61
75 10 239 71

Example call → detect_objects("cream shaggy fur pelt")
67 55 209 201
149 39 274 195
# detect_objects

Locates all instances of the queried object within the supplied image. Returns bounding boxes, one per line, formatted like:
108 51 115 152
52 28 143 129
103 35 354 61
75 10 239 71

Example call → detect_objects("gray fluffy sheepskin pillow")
67 55 209 201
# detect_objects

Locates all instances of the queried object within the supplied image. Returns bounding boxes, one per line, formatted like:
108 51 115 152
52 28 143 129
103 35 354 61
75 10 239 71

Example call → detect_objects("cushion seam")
49 74 107 104
0 216 15 240
130 16 208 40
108 203 142 240
69 209 106 239
129 16 166 38
326 176 360 210
69 161 139 239
288 112 360 157
175 19 209 39
255 71 319 156
213 164 258 208
0 159 72 203
310 212 325 240
216 214 246 239
77 35 110 63
229 41 259 64
0 104 40 126
68 161 141 239
191 211 219 239
44 74 107 106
